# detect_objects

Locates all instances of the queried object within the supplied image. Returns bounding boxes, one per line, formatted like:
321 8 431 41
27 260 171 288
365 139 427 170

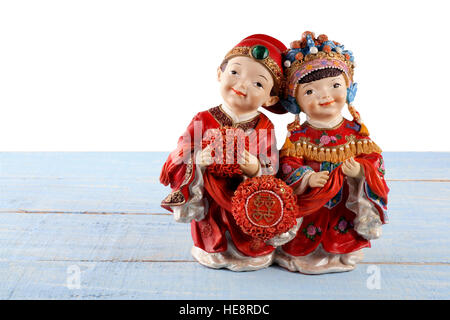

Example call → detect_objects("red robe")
160 105 279 257
277 118 389 255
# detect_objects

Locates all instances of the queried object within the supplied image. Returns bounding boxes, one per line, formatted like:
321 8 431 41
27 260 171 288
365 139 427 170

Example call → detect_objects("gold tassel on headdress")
358 123 370 136
348 104 370 136
287 113 301 131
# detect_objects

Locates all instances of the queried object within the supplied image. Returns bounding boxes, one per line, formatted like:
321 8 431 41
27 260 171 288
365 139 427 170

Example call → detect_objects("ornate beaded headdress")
223 34 288 114
282 31 368 136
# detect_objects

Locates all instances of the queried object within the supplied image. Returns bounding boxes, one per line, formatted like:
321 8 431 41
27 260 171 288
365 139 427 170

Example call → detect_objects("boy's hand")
197 145 214 168
342 158 363 178
308 171 329 188
239 150 260 177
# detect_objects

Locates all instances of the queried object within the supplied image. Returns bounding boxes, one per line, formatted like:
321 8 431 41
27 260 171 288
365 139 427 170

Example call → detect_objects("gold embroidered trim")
162 190 185 206
218 105 260 127
209 105 232 127
209 105 260 131
218 105 234 124
161 155 194 207
280 135 382 163
286 51 354 80
224 46 282 91
181 157 194 186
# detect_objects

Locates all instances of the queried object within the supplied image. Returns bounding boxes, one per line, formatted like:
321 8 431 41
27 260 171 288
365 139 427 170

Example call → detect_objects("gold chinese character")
251 194 276 223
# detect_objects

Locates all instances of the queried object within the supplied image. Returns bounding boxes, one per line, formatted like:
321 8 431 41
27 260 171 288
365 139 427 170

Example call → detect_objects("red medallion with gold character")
232 175 298 241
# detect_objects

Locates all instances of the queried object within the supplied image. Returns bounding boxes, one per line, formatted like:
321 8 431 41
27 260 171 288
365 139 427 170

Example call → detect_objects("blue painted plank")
0 152 449 300
0 212 189 262
0 152 167 179
0 260 448 299
1 156 449 213
0 152 168 213
1 152 449 213
0 177 166 213
0 183 449 264
382 152 450 180
1 152 449 182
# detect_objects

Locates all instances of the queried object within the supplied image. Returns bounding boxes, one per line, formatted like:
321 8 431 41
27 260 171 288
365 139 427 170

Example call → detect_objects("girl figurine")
160 34 295 271
276 32 389 274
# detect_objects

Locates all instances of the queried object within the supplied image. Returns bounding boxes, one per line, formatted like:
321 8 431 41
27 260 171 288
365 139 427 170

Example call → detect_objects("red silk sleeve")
160 113 202 188
160 110 219 211
278 154 343 217
297 168 345 217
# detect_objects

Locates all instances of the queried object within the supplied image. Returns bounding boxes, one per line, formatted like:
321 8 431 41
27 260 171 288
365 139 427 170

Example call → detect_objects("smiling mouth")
319 100 335 106
232 88 247 97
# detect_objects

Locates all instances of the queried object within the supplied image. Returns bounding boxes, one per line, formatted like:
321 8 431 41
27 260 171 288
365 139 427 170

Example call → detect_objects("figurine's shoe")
191 245 275 272
274 245 364 275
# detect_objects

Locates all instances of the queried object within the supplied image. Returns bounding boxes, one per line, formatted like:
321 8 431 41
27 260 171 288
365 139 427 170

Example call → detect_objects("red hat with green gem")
223 34 287 114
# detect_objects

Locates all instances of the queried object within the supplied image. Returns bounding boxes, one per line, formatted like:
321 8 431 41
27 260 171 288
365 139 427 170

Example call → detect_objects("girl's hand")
239 150 260 177
308 171 329 188
342 157 363 178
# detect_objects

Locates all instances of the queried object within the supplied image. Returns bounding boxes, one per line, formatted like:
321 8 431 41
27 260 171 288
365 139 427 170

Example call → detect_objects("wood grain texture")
0 152 449 299
0 204 449 264
0 261 448 299
1 152 449 180
1 152 449 214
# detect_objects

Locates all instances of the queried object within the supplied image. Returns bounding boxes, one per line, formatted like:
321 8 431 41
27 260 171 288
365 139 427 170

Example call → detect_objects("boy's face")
295 74 347 123
218 56 279 114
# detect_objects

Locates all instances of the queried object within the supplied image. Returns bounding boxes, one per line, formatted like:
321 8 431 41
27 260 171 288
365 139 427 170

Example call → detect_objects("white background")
0 0 449 151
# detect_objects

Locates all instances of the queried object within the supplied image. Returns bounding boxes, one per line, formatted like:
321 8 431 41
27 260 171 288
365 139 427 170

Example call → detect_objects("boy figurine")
160 35 290 271
276 32 389 274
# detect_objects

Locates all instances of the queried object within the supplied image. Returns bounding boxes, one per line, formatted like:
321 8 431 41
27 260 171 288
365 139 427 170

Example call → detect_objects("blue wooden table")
0 152 449 299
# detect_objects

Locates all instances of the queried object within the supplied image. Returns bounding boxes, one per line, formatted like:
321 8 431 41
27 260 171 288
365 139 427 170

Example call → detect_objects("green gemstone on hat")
251 45 269 60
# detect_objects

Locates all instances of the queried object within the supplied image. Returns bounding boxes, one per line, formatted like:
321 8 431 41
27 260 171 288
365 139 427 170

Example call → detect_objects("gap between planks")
1 178 448 216
387 179 450 182
0 210 171 215
7 178 443 181
31 259 450 266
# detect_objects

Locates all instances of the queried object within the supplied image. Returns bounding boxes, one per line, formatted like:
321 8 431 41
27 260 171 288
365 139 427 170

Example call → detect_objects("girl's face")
295 74 347 123
218 56 279 114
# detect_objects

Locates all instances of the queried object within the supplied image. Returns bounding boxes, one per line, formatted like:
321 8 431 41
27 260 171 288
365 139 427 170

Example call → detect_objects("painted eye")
333 83 341 88
230 70 238 75
255 82 263 88
305 89 313 95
